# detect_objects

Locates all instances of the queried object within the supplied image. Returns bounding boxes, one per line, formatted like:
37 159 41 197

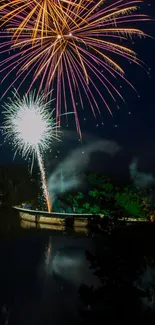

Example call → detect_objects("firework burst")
0 0 85 42
1 90 61 212
0 0 149 135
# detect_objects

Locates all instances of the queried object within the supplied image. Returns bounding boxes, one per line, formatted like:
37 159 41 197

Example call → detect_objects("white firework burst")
1 90 61 163
1 90 62 212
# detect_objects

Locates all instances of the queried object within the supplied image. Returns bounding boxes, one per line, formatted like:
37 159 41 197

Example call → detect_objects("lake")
1 207 155 324
0 208 100 325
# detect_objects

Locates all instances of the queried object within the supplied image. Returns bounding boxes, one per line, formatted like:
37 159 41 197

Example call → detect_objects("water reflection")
37 234 100 325
40 235 99 286
20 219 88 235
0 226 99 325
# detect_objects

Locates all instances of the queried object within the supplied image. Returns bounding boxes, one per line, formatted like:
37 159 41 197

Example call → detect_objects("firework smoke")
129 157 155 188
47 139 120 204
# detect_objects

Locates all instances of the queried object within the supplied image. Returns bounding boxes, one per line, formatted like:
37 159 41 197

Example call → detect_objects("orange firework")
0 0 87 42
0 0 150 135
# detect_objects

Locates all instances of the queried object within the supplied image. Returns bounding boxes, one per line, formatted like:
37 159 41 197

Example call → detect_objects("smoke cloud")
129 157 155 188
47 139 120 203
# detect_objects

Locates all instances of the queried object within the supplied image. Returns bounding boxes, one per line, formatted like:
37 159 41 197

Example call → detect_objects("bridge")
13 206 149 230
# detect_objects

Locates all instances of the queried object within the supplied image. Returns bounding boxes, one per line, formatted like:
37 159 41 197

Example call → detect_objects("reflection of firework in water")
1 91 61 212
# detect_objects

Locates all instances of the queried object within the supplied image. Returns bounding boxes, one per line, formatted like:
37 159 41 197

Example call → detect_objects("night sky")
0 0 155 182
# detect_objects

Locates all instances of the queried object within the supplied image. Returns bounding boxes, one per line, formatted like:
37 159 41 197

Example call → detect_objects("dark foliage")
79 223 155 324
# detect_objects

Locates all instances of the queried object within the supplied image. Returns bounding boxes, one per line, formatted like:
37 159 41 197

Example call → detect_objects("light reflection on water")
39 235 100 287
0 228 100 325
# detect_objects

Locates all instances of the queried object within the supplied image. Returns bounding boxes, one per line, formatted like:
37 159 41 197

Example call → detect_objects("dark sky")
0 0 155 180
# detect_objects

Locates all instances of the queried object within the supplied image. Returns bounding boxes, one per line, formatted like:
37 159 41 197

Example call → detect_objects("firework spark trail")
36 146 51 212
0 0 150 135
1 91 61 211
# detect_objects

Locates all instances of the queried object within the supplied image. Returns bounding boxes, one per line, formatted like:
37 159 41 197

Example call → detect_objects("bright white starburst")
1 90 61 160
